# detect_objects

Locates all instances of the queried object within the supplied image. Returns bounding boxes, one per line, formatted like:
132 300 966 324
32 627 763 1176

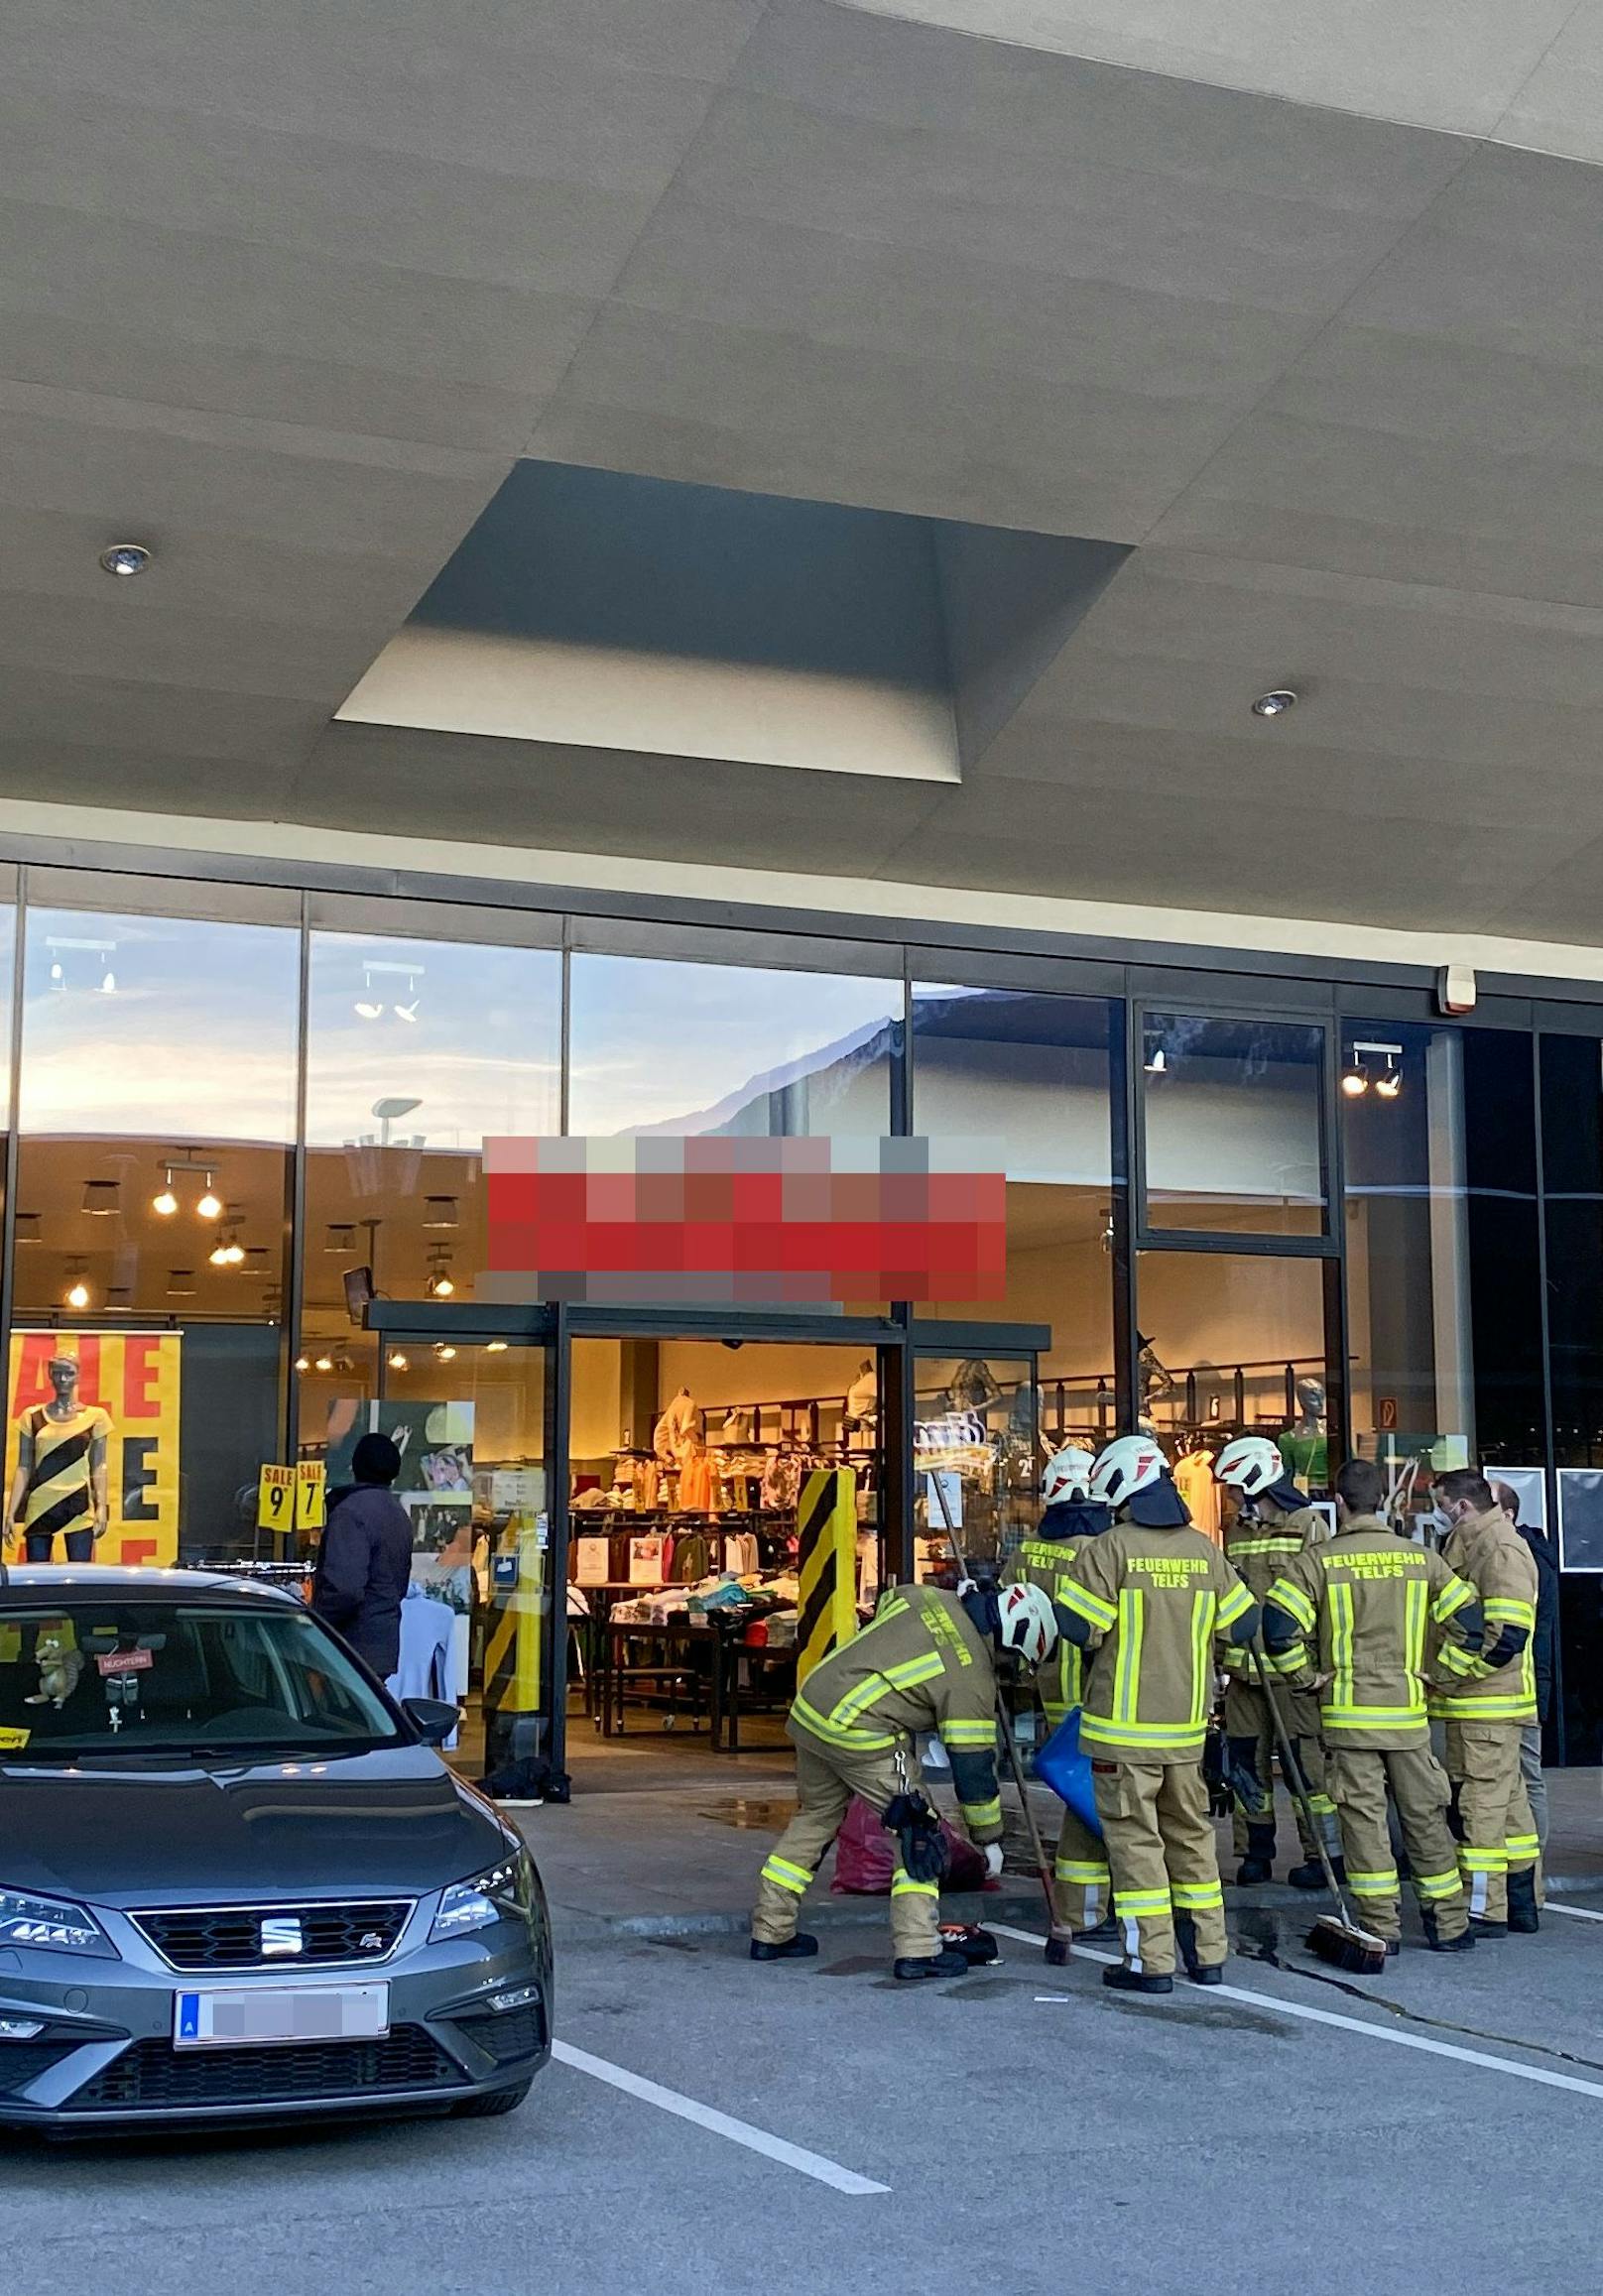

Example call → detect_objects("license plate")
174 1983 390 2048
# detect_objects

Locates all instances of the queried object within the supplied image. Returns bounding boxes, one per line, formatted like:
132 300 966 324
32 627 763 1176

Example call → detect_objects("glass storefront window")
1344 1022 1542 1496
301 919 560 1442
913 1351 1037 1575
911 986 1116 1434
567 954 896 1138
1135 1251 1330 1521
1143 1014 1324 1236
12 881 299 1562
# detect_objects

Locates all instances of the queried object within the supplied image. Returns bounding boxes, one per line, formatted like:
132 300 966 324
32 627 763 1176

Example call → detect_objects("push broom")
926 1470 1074 1963
1249 1640 1387 1976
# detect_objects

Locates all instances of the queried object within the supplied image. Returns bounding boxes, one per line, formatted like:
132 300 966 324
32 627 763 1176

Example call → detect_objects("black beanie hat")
352 1432 402 1486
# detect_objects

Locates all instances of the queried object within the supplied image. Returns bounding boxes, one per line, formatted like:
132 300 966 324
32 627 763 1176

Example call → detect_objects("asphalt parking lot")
7 1889 1603 2296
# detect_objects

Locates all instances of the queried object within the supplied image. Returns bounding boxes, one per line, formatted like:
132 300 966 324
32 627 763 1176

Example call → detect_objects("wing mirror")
402 1697 460 1747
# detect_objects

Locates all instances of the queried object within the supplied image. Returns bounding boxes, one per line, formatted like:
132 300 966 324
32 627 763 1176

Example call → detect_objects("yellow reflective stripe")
1269 1578 1315 1632
1435 1643 1478 1677
1272 1643 1308 1673
1413 1869 1462 1899
1347 1870 1400 1896
1321 1703 1425 1728
1226 1537 1302 1555
1186 1593 1207 1724
1457 1849 1508 1872
1061 1581 1117 1632
882 1652 944 1692
1171 1880 1223 1910
874 1594 910 1624
1307 1792 1337 1816
1483 1599 1536 1626
961 1797 1003 1829
1429 1694 1536 1720
792 1695 897 1751
1055 1860 1110 1882
1506 1834 1540 1858
760 1856 812 1894
1113 1888 1172 1915
1114 1587 1144 1726
1432 1575 1477 1623
830 1675 892 1728
890 1873 939 1898
939 1718 996 1747
1405 1575 1426 1679
1331 1581 1355 1715
1081 1716 1206 1750
1216 1581 1253 1629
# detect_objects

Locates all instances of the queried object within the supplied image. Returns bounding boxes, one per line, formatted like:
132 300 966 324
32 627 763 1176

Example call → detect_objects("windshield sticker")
0 1726 30 1750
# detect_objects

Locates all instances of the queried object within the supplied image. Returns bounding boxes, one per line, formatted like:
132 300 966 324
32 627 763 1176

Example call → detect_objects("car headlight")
0 1885 119 1960
431 1850 539 1943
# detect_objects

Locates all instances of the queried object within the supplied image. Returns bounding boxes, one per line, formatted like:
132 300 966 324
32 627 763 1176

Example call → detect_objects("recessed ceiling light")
1251 688 1297 719
99 543 153 577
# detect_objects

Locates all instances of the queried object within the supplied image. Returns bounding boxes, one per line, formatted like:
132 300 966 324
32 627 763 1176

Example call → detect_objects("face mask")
1419 1507 1451 1539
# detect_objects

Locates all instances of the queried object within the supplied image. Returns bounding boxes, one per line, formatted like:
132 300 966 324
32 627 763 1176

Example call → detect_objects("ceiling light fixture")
63 1259 91 1311
99 543 152 577
1251 688 1297 718
485 1340 508 1354
353 1000 385 1022
152 1167 180 1217
314 1355 334 1374
1341 1063 1368 1099
194 1175 222 1222
434 1343 456 1363
294 1355 309 1374
1144 1045 1168 1075
388 1351 409 1372
429 1272 455 1298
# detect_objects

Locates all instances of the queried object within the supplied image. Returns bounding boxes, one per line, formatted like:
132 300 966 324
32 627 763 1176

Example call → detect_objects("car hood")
0 1747 515 1906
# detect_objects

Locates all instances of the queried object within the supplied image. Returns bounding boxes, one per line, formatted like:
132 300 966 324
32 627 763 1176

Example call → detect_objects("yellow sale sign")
7 1330 183 1568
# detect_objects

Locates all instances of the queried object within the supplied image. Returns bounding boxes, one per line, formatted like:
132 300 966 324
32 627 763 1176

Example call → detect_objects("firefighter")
1214 1435 1341 1889
1263 1456 1484 1953
1055 1435 1259 1994
1431 1468 1542 1937
1002 1443 1115 1942
750 1578 1058 1981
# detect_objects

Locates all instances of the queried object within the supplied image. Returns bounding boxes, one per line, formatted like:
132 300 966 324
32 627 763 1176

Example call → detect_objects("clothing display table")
599 1614 796 1752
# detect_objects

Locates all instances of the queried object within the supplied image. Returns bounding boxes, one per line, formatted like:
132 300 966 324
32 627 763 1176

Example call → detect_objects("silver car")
0 1567 552 2133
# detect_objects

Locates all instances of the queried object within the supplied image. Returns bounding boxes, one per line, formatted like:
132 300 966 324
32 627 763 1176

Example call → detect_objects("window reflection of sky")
306 935 559 1148
567 955 896 1136
20 909 298 1142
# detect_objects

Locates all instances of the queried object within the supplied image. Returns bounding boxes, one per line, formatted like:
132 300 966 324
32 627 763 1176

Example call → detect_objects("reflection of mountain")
625 1016 895 1137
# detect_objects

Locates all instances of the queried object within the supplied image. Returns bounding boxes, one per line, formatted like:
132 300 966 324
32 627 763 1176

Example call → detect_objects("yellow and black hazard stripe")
796 1469 858 1688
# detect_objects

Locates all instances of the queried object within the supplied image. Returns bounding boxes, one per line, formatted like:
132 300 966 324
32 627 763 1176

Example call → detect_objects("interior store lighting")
314 1355 334 1374
429 1271 456 1297
194 1177 222 1221
387 1352 409 1372
63 1259 90 1311
1348 1039 1405 1102
1341 1062 1368 1098
434 1344 457 1363
1144 1045 1168 1075
485 1340 508 1353
294 1356 310 1373
152 1172 180 1216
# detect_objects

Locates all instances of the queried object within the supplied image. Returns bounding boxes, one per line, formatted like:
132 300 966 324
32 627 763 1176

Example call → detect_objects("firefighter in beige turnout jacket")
1215 1435 1341 1887
1264 1456 1485 1952
750 1578 1058 1981
1002 1444 1114 1937
1431 1470 1542 1935
1056 1436 1259 1995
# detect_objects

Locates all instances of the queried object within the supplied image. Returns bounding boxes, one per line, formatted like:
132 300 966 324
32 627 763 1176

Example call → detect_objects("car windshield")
0 1602 403 1757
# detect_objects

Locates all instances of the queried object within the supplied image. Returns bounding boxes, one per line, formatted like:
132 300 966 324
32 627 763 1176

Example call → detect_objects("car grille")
0 2041 81 2097
63 2027 463 2113
130 1900 413 1971
448 2000 547 2069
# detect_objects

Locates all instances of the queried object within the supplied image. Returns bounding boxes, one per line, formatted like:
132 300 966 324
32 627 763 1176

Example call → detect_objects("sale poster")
6 1330 183 1568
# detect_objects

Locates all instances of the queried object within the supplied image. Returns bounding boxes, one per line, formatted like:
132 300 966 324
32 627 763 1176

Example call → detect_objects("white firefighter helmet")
1214 1435 1286 1498
996 1581 1058 1669
1042 1444 1097 1508
1088 1434 1169 1509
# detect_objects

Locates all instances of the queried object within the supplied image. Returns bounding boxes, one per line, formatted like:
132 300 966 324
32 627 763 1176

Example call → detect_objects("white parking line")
1546 1901 1603 1923
989 1924 1603 2104
552 2039 890 2195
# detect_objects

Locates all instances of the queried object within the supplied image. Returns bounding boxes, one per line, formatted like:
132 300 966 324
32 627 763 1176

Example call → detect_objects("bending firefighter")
1002 1443 1115 1940
1056 1436 1259 1994
750 1578 1057 1981
1214 1435 1341 1888
1431 1469 1542 1938
1262 1457 1484 1954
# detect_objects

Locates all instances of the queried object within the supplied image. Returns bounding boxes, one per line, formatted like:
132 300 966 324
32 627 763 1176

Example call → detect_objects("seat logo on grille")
260 1915 305 1958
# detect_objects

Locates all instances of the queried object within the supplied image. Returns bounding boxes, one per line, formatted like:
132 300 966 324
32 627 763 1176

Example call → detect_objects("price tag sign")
296 1460 327 1530
257 1463 296 1532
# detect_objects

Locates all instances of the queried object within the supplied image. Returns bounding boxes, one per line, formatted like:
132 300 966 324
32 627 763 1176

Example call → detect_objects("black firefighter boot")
894 1948 972 1983
750 1933 819 1962
1236 1822 1277 1887
1420 1910 1477 1954
1173 1913 1224 1987
1507 1867 1541 1934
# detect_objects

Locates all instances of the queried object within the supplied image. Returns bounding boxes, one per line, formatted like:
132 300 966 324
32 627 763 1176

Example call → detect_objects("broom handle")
925 1463 1066 1943
1249 1638 1365 1934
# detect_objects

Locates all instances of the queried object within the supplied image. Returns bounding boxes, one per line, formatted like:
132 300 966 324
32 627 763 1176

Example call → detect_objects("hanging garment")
386 1589 453 1704
1173 1451 1222 1542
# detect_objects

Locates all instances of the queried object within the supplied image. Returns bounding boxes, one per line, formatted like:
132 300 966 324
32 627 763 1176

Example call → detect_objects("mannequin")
945 1359 1000 1413
653 1387 698 1467
844 1359 878 1432
1278 1377 1328 1493
5 1354 113 1562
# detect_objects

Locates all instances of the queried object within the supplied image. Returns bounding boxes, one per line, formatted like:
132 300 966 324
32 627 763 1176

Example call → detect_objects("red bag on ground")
830 1795 989 1894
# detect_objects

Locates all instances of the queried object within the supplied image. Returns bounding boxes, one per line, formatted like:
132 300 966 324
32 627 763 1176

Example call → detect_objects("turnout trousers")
752 1730 940 1960
1223 1679 1338 1862
1325 1746 1468 1942
1051 1799 1111 1934
1442 1719 1541 1923
1092 1756 1226 1979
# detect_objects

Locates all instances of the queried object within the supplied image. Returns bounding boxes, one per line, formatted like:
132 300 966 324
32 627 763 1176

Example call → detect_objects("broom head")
1305 1911 1389 1976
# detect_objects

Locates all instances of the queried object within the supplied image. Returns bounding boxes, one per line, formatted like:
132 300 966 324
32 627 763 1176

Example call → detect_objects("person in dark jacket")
311 1433 413 1679
1495 1482 1558 1850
